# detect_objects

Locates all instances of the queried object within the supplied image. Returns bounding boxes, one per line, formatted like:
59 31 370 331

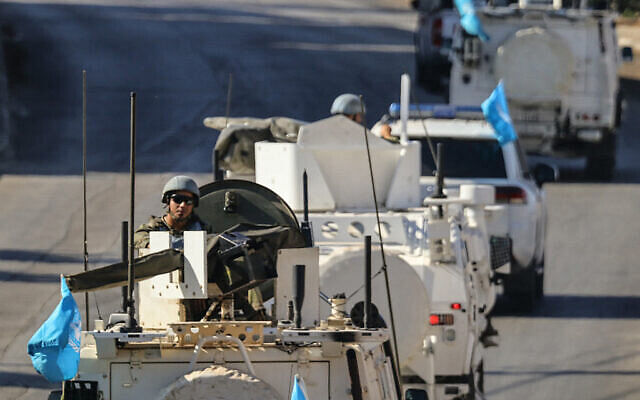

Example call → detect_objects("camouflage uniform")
133 214 209 249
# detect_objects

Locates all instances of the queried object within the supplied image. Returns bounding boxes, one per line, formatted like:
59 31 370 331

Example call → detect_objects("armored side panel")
255 115 421 212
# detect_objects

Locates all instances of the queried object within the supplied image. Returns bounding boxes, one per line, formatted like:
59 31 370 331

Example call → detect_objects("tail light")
430 313 454 325
495 186 527 205
431 17 443 48
450 303 462 310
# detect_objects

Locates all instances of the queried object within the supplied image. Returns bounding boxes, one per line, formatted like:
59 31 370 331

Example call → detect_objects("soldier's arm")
133 226 151 249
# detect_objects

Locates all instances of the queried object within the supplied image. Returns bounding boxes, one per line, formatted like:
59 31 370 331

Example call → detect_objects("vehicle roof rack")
388 103 484 120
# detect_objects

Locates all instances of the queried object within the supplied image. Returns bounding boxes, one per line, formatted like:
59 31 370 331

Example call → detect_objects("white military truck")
56 180 403 400
449 0 627 180
373 103 556 311
253 115 505 399
411 0 461 91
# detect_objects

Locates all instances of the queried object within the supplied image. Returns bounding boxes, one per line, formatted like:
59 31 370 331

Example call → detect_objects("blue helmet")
330 93 366 116
162 175 200 206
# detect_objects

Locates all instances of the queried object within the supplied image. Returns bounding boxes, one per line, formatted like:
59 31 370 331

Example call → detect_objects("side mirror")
532 163 557 186
621 46 634 63
410 0 419 9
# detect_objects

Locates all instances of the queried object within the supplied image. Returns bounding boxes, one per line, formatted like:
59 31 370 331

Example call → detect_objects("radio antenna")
126 92 141 332
359 95 401 388
410 77 437 168
82 70 89 330
224 72 233 127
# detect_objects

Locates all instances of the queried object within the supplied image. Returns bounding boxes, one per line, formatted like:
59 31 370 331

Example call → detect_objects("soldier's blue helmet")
162 175 200 206
330 93 366 116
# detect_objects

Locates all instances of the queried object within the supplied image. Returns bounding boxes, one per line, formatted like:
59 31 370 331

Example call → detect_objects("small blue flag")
291 374 308 400
27 276 81 382
454 0 489 42
482 81 518 146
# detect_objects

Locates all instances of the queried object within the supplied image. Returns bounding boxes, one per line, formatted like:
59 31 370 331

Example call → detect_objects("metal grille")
490 236 512 270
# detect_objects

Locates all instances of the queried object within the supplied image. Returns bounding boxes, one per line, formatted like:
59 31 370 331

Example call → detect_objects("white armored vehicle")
57 180 402 400
449 0 627 179
373 103 556 310
241 115 505 399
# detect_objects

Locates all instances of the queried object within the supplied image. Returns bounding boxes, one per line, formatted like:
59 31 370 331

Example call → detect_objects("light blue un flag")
454 0 489 41
27 276 81 382
482 81 518 146
291 374 308 400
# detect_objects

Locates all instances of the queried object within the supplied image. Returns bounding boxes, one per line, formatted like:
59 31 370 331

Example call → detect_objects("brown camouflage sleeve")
133 216 165 249
133 224 151 249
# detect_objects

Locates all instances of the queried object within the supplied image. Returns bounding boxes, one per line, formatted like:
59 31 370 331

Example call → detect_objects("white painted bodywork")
449 6 621 155
372 117 546 270
77 333 393 400
274 248 320 328
73 235 399 400
138 231 209 329
253 116 499 399
255 115 422 211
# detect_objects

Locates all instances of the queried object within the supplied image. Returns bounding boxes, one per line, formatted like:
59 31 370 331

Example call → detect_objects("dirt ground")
616 18 640 80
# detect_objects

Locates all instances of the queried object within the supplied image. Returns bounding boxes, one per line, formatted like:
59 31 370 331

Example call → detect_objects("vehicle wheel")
158 365 281 400
415 57 427 86
47 390 62 400
465 361 484 400
615 90 623 128
503 267 536 313
415 58 441 92
535 266 544 299
585 132 616 181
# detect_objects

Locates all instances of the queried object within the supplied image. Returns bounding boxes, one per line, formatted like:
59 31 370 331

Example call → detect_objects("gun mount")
56 179 401 400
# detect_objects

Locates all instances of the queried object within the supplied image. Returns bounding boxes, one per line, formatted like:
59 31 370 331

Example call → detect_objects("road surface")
0 1 638 399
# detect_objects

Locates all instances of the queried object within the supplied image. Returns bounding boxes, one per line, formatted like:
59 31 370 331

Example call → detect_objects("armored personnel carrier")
56 180 402 400
208 114 505 399
449 0 628 179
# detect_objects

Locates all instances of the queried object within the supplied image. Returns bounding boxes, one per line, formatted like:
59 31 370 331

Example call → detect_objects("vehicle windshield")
419 137 507 178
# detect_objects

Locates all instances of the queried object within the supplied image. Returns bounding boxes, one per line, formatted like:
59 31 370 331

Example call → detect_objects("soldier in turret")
331 93 398 142
330 93 366 124
134 175 210 249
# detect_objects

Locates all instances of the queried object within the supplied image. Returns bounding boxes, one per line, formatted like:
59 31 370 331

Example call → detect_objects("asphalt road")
0 1 638 399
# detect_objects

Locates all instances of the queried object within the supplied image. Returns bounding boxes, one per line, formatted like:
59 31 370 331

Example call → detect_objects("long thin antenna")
300 170 313 247
358 95 401 381
410 82 438 167
224 72 233 127
121 221 128 312
364 235 372 329
82 70 89 331
126 92 140 331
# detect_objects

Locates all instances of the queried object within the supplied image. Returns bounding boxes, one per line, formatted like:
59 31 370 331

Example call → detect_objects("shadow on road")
0 1 427 175
0 371 57 389
485 368 640 399
493 294 640 319
0 270 60 283
487 368 640 377
0 249 81 263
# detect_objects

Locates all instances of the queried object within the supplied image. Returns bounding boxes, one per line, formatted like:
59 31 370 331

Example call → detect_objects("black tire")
585 132 616 181
535 267 544 299
47 390 62 400
614 90 623 128
465 361 484 400
415 57 427 86
503 267 536 313
415 58 441 92
475 361 485 394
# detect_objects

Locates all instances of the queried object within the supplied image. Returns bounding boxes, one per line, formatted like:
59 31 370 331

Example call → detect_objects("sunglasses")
170 194 195 205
